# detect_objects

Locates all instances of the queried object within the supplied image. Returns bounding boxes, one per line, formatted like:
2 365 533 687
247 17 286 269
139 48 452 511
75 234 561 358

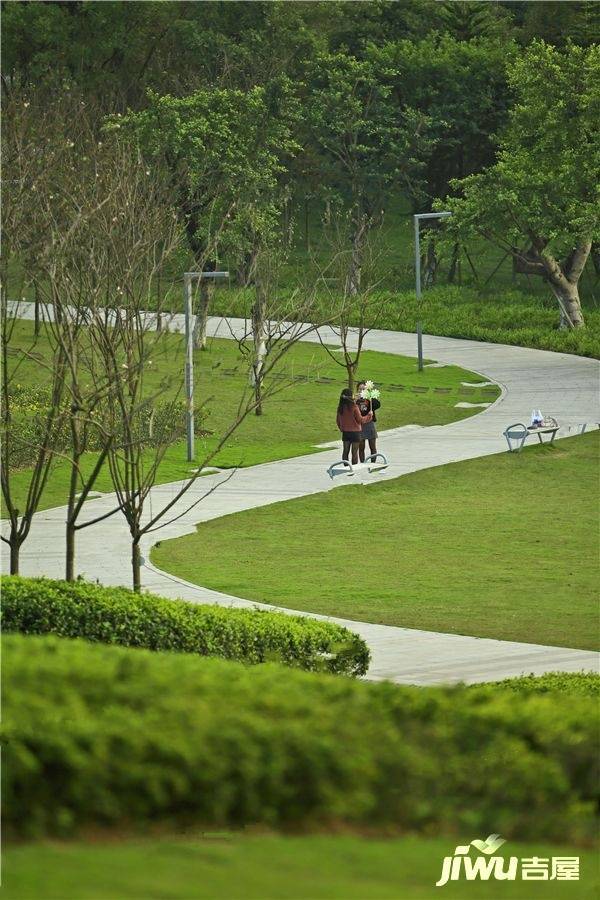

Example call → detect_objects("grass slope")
153 432 599 650
6 320 496 512
4 834 598 900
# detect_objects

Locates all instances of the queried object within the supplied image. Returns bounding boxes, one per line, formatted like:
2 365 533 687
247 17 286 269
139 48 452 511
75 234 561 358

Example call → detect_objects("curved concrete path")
3 309 599 684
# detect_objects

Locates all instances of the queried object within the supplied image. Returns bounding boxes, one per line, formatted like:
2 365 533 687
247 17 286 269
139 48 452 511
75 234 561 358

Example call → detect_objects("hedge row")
490 672 600 697
1 576 369 677
213 285 600 359
3 634 598 842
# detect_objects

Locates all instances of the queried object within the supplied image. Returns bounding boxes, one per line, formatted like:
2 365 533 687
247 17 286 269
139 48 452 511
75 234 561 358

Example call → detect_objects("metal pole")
184 274 194 462
182 270 228 464
414 215 423 371
413 212 451 373
414 216 422 301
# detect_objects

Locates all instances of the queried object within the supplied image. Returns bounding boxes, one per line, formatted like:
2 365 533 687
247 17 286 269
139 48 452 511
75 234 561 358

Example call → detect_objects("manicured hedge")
214 285 600 359
1 576 369 677
489 672 600 697
3 634 598 842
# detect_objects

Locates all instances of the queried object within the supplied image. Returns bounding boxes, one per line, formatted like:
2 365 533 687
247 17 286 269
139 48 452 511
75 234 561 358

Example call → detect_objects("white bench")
327 452 389 479
503 422 559 453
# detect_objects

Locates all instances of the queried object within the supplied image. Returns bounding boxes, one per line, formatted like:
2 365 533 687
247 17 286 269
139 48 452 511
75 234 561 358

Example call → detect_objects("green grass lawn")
153 432 599 650
3 833 597 900
6 320 497 512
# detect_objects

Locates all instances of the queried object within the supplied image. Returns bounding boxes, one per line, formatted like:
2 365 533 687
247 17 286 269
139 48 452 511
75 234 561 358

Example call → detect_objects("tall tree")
304 49 431 295
118 83 298 346
33 131 182 582
439 41 599 327
517 2 600 48
375 36 513 212
0 88 72 573
1 1 179 104
436 2 514 41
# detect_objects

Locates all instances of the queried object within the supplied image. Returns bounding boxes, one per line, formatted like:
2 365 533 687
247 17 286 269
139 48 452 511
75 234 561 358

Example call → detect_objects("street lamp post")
183 271 229 462
413 211 451 371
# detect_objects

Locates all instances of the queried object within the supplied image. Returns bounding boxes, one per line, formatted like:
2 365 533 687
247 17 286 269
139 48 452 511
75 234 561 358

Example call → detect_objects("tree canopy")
2 1 597 324
439 41 599 326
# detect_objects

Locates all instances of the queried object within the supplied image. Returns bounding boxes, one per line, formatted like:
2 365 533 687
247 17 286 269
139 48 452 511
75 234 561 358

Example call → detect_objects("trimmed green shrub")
488 672 600 697
2 634 598 842
1 576 369 677
211 285 600 359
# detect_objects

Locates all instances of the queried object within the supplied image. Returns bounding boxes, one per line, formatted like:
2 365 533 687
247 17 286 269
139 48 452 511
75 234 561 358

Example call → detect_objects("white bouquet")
360 380 380 400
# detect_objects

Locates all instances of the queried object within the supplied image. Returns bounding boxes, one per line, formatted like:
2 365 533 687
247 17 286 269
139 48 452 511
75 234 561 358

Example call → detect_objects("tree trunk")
65 522 76 581
591 242 600 277
193 280 211 350
548 279 585 329
345 213 369 297
424 236 438 288
543 243 588 328
282 198 291 249
304 198 310 251
66 411 81 581
34 282 41 338
10 537 19 575
515 240 589 328
132 539 141 593
253 376 263 416
237 249 257 287
251 277 267 416
346 361 356 391
447 242 460 284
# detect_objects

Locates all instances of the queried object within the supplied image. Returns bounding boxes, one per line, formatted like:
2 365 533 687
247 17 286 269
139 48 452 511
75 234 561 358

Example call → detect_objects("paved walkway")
4 307 599 684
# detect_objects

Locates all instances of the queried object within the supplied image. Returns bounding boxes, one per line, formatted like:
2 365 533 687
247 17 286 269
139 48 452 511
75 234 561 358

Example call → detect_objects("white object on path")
327 453 389 479
455 401 492 409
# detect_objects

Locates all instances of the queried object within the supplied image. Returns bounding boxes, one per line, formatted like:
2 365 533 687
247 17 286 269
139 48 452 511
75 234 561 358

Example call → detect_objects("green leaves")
304 49 431 207
116 83 298 256
3 633 597 839
441 41 600 256
1 575 370 677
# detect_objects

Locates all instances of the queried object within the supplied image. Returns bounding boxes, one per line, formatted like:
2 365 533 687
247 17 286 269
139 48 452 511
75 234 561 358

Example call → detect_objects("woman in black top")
356 381 381 463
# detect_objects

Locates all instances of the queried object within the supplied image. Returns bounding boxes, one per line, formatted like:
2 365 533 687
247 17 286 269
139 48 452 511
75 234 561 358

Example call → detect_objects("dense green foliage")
4 2 597 321
373 35 512 206
1 576 369 677
5 384 200 469
209 285 600 358
3 634 598 840
3 1 596 101
441 41 600 325
114 85 298 263
390 287 600 358
490 672 600 697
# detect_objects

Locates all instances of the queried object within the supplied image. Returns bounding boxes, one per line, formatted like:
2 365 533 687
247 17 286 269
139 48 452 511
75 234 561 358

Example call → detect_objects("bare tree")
91 265 325 590
100 313 319 591
0 87 73 573
36 132 183 581
0 298 68 573
238 245 321 416
315 216 388 390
